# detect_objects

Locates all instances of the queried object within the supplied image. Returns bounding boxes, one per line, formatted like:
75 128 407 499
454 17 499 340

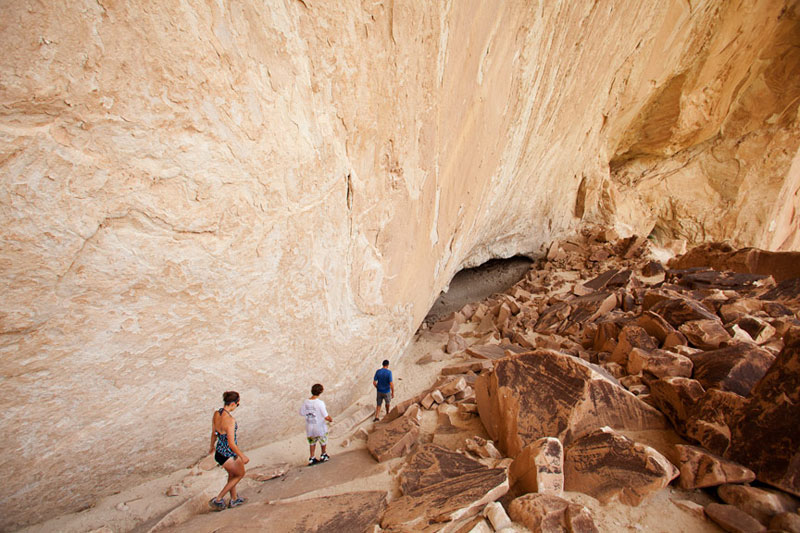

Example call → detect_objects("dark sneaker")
372 417 380 422
229 497 246 508
209 498 226 511
320 453 330 462
308 457 319 466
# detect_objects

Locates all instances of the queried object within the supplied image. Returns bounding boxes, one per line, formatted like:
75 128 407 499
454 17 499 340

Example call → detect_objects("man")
372 359 394 421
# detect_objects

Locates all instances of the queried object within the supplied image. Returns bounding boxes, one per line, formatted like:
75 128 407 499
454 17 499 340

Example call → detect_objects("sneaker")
372 417 380 422
229 497 246 508
320 453 330 462
209 498 226 511
308 457 319 466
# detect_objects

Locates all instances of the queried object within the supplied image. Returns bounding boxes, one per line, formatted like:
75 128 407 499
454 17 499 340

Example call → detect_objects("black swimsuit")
214 408 238 466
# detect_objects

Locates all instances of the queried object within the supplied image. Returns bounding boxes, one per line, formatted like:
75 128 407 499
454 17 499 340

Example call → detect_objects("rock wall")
1 0 798 527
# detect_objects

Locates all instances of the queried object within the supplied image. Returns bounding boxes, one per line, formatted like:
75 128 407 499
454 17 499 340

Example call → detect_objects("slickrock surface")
169 491 387 533
2 2 800 525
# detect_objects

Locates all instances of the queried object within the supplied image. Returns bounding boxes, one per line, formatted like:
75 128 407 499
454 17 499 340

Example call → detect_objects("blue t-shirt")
374 368 393 393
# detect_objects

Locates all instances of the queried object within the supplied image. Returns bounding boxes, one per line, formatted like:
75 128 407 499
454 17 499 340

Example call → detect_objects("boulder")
648 377 706 435
610 325 658 365
717 484 799 526
679 319 732 350
689 344 775 396
672 444 755 489
475 350 667 458
441 377 467 397
646 295 719 327
636 311 677 344
626 348 693 378
509 437 564 496
508 493 598 533
705 503 767 533
367 415 420 462
726 328 800 497
770 512 800 533
381 444 508 531
447 333 469 354
683 388 745 454
668 243 800 283
563 427 679 506
734 316 776 345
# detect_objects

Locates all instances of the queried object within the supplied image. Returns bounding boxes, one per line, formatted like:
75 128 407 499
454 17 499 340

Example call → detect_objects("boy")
373 360 394 421
299 383 333 465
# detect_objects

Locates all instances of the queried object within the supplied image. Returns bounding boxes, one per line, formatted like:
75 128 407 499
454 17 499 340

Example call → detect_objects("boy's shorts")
377 391 391 406
307 433 328 446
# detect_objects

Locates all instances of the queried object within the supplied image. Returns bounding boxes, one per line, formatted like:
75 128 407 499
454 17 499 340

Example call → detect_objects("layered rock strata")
2 1 800 527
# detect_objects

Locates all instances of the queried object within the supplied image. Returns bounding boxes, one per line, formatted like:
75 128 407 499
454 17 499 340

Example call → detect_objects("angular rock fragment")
683 388 745 454
770 512 800 533
636 311 677 345
718 484 799 526
610 325 658 365
447 333 468 354
509 437 564 496
646 294 720 327
648 377 705 435
509 493 598 533
483 501 512 531
441 360 493 375
679 319 732 350
627 348 693 378
563 427 678 506
367 415 420 462
476 350 667 458
382 444 508 531
441 377 467 397
705 503 767 533
672 444 755 489
690 344 775 396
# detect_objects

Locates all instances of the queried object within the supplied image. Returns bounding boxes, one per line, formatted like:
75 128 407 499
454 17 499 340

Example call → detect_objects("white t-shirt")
299 398 329 437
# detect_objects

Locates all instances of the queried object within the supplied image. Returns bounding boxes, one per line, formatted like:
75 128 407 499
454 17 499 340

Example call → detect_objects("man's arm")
390 380 395 398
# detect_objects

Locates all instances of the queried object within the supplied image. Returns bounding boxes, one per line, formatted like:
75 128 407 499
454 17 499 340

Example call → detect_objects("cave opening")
423 255 534 325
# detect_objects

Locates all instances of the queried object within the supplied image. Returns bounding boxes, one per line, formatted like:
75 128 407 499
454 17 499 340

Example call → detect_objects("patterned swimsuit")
214 408 238 465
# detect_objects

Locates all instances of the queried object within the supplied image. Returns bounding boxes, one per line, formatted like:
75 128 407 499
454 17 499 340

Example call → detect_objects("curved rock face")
1 1 798 527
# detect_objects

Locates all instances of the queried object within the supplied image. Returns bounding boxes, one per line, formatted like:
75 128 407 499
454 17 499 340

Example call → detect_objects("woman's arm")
209 412 218 454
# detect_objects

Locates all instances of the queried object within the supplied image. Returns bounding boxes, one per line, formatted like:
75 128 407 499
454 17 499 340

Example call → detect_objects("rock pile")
360 230 800 531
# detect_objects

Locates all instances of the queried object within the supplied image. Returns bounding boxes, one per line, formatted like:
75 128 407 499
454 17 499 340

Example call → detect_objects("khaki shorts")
307 433 328 445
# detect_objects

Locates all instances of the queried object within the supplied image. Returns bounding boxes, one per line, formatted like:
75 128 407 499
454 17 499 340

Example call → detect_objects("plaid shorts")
307 433 328 445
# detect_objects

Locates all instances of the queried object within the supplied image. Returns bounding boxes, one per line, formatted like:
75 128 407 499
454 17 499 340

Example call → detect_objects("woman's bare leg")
216 457 245 501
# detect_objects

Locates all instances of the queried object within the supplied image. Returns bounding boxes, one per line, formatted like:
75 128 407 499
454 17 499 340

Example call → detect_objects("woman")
208 390 249 510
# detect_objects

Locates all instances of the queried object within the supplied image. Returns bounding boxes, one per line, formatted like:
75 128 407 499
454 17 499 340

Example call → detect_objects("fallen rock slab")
679 319 732 350
381 444 508 531
627 347 693 378
770 512 800 533
690 344 775 396
648 376 705 436
508 493 598 533
672 444 755 489
717 484 799 526
367 414 420 462
476 350 667 458
705 503 767 533
684 388 745 454
563 427 679 506
726 328 800 497
509 437 564 496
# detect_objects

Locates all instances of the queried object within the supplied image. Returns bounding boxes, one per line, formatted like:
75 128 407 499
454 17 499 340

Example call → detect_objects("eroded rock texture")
1 1 799 527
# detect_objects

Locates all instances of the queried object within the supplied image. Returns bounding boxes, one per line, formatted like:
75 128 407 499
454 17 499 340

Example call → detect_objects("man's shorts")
377 391 391 406
307 433 328 446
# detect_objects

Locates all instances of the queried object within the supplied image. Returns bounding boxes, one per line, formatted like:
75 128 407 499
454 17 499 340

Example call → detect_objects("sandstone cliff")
1 0 798 528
